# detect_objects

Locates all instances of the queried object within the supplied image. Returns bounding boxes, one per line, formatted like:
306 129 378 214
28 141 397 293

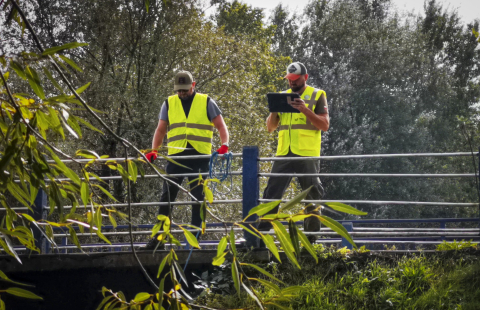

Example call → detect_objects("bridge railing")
5 146 480 253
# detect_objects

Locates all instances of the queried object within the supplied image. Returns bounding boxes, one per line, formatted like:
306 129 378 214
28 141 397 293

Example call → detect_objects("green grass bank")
196 242 480 309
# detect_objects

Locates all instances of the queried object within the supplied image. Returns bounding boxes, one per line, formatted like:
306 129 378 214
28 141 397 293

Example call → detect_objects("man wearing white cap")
144 71 229 250
258 62 329 244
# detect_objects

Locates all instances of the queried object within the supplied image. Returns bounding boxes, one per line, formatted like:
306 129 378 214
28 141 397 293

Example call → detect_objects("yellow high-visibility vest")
276 86 326 157
167 93 213 155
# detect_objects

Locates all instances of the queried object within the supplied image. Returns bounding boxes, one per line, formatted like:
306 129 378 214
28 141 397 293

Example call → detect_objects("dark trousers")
258 151 324 232
158 156 209 228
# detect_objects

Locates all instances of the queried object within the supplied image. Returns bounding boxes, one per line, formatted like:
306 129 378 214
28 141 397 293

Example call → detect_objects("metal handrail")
259 199 479 206
0 199 243 212
259 173 477 178
48 153 243 163
259 152 479 161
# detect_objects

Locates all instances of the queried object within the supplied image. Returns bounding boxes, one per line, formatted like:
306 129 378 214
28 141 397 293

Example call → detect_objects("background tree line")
2 0 479 231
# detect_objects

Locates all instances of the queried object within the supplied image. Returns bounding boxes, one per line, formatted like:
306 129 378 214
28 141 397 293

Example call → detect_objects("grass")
196 241 480 309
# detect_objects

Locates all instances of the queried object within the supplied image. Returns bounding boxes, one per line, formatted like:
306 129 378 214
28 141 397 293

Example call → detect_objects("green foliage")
436 239 478 251
201 247 480 310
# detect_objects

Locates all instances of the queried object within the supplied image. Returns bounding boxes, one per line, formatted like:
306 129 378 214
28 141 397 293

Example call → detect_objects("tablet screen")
266 93 301 113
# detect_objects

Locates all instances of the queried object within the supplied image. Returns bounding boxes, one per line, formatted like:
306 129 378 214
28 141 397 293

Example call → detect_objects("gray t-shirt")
159 94 222 123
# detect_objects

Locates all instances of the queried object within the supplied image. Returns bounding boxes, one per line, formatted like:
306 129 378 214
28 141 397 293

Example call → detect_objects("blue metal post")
242 146 259 247
340 222 353 249
29 188 50 254
440 221 446 241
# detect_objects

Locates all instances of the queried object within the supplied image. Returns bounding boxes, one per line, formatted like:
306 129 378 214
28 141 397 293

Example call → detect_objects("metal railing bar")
259 173 477 178
337 218 480 224
347 240 479 244
34 171 242 183
259 199 479 206
52 227 244 237
259 152 479 161
352 228 479 232
52 229 479 238
47 153 243 164
0 199 243 212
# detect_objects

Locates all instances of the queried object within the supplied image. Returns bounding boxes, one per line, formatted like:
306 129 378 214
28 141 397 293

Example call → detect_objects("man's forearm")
219 127 229 144
302 109 329 131
266 113 280 132
151 121 168 150
212 115 229 144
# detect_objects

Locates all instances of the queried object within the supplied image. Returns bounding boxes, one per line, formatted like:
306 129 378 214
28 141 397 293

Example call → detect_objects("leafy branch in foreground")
2 2 366 309
98 187 366 310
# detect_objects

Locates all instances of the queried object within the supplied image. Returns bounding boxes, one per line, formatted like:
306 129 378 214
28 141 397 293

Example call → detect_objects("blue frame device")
266 92 301 113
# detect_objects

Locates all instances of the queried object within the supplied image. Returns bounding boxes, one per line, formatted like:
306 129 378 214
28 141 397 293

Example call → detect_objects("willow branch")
124 143 158 290
10 1 208 209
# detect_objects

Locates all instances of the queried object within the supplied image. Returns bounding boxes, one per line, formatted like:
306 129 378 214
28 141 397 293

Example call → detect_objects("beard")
290 81 306 92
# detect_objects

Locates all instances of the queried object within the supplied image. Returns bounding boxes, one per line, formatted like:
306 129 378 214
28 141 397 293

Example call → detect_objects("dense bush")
198 243 480 309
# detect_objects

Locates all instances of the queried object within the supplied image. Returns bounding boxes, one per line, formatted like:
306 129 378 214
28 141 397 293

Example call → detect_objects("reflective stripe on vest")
166 93 214 155
276 86 326 157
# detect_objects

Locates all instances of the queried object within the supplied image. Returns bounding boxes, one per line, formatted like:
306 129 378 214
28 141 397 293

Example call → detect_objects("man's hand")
289 98 308 112
145 150 158 163
216 145 229 154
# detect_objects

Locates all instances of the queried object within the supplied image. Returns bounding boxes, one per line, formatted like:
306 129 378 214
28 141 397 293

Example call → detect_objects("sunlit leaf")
217 236 228 257
229 227 237 256
25 66 45 99
92 184 118 202
173 260 189 287
76 149 100 159
318 215 356 248
58 54 83 72
232 258 241 298
68 226 83 252
296 226 318 263
158 277 165 306
324 202 367 215
42 67 64 93
108 213 117 228
134 292 151 302
42 42 88 55
288 220 300 256
11 61 27 80
241 281 264 310
262 234 281 263
204 187 213 204
236 223 259 238
5 287 42 300
279 186 312 212
0 234 21 264
247 200 281 217
241 263 284 284
96 229 111 245
77 118 104 134
249 278 281 294
180 227 199 249
80 182 89 206
95 295 114 310
272 221 300 269
157 253 170 278
128 160 138 183
212 251 227 266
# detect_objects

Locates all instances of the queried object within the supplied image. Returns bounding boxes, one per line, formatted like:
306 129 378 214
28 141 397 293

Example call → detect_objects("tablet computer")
266 93 301 113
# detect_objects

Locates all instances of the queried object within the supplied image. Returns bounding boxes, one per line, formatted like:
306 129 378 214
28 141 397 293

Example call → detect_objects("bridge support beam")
242 146 259 247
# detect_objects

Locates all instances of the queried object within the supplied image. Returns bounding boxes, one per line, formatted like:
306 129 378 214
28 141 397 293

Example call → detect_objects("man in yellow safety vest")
259 62 329 244
144 71 229 250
